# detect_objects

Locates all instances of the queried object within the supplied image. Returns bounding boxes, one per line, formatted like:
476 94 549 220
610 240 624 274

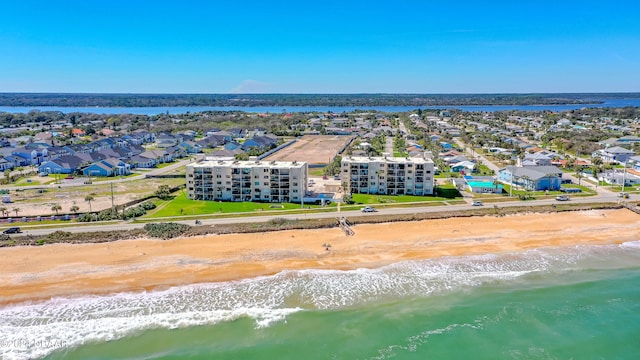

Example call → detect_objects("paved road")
385 137 394 155
17 191 627 237
398 120 411 136
452 138 501 173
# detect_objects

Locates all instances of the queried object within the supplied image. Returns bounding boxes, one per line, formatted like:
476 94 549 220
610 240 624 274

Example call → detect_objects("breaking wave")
1 240 638 360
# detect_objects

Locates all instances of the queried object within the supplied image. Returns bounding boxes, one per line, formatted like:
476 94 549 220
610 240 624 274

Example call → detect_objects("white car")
361 206 377 213
472 200 483 206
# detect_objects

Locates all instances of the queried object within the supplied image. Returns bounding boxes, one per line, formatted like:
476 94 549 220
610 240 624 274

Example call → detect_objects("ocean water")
1 241 639 360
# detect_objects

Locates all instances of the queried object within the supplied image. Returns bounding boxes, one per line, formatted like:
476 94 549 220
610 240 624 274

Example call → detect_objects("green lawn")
309 167 326 176
500 183 596 198
91 173 139 182
146 192 310 218
476 164 494 175
13 179 42 186
351 189 459 205
561 183 595 193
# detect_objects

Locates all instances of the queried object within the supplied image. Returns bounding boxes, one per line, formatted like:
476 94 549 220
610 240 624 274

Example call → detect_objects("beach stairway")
337 217 355 236
623 202 640 215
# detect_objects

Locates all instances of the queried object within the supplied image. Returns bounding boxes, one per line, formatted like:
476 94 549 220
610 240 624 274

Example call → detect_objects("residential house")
224 141 243 151
129 130 155 144
155 133 178 148
101 128 117 137
444 155 468 166
617 135 640 146
599 168 640 187
197 136 225 148
0 157 12 171
165 146 187 159
179 141 202 154
460 176 503 194
11 147 45 165
241 135 278 151
592 146 635 163
498 165 563 191
228 128 247 139
451 161 476 173
38 155 87 174
247 127 267 138
130 154 156 168
522 152 553 166
83 158 131 177
208 149 244 158
140 149 172 164
630 155 640 171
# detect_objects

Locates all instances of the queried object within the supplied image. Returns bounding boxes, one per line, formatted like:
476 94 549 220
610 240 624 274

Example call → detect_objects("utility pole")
110 182 115 209
622 161 627 193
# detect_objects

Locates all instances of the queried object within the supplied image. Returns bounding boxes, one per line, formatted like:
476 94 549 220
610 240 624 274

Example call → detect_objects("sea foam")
1 241 639 360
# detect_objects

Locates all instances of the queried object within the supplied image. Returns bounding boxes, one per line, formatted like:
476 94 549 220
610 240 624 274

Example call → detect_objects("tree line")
0 93 610 107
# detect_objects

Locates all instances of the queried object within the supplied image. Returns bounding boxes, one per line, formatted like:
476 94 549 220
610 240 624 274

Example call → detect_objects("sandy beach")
1 209 639 305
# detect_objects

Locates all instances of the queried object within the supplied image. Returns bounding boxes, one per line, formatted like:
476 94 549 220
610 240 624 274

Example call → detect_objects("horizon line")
1 91 639 96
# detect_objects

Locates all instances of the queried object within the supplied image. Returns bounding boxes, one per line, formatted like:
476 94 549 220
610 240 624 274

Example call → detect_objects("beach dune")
1 209 639 305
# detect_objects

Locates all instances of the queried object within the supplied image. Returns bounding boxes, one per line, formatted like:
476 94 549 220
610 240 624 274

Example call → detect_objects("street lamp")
621 161 627 193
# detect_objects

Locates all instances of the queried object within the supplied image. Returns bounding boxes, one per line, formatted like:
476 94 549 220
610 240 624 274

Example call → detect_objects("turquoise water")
1 241 639 359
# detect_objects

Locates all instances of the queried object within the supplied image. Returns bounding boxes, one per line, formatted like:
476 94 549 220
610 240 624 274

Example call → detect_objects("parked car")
472 200 483 206
555 195 570 201
2 227 21 234
361 206 377 213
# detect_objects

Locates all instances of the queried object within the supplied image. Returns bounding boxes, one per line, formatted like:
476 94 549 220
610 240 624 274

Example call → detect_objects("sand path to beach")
1 209 639 305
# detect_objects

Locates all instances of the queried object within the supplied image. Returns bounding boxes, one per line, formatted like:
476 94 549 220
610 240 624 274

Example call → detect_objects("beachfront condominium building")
340 156 435 196
186 159 308 203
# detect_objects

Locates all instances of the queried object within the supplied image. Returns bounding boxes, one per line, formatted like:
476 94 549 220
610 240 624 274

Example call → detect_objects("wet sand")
1 209 639 305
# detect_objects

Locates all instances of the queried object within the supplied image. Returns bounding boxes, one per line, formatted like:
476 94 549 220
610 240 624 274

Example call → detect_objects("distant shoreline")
0 92 626 108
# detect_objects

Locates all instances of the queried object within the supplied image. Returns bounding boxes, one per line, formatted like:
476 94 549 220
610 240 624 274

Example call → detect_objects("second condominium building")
186 159 307 203
340 156 435 196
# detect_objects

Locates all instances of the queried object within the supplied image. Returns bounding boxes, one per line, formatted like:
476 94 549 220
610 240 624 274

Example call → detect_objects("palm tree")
592 156 603 167
51 204 62 215
492 179 501 194
0 206 6 217
70 205 80 214
12 207 20 217
592 165 601 187
85 195 95 212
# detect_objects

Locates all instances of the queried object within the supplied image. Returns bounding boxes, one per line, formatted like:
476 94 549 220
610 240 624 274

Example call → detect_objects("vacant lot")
264 135 352 165
3 177 185 216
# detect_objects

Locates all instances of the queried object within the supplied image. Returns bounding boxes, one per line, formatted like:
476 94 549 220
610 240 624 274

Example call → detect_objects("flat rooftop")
189 159 307 169
343 156 433 164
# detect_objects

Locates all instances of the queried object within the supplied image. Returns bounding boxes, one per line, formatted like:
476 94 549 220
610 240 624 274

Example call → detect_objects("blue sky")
1 0 639 93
